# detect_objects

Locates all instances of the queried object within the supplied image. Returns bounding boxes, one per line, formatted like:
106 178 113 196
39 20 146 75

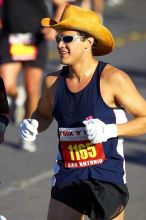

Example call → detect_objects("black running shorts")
0 32 48 70
51 179 129 220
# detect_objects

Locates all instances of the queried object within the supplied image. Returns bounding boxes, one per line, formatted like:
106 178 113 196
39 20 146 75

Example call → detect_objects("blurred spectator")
0 0 50 152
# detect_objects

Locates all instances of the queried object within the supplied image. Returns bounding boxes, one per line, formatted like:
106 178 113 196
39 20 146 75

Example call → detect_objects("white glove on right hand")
19 119 38 142
83 118 117 143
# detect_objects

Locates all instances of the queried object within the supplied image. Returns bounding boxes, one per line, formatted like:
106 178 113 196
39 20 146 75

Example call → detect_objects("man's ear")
88 37 95 46
85 37 94 49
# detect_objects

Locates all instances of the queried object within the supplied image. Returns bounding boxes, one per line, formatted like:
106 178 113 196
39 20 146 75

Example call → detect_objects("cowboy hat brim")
41 17 115 56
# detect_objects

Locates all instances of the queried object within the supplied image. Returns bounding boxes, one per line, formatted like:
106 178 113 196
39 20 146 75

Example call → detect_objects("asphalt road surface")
0 0 146 219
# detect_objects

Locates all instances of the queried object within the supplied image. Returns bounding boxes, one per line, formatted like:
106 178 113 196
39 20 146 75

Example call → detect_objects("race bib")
9 33 38 61
59 127 106 168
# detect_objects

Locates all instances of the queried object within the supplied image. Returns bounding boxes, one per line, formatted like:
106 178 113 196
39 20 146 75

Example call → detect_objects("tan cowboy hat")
41 4 115 56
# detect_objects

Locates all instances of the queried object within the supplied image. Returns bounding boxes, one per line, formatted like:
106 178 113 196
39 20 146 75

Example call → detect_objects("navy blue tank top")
52 61 127 186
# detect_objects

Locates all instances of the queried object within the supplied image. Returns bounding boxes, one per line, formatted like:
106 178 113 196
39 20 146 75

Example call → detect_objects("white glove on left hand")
19 119 38 142
83 118 117 143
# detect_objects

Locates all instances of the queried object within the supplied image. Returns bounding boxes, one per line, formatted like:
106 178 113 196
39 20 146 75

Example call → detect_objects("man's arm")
84 67 146 144
31 74 57 132
111 69 146 137
19 72 60 142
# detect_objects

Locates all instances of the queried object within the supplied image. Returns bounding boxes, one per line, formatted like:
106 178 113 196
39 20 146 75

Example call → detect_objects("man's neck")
68 59 98 82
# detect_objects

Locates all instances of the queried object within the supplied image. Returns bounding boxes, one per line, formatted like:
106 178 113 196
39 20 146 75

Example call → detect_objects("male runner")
20 5 146 220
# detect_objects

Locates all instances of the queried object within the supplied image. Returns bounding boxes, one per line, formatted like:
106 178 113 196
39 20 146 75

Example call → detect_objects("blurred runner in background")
0 0 50 152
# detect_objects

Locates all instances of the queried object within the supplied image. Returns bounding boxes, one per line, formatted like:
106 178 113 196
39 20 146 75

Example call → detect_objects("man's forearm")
31 110 53 133
117 116 146 137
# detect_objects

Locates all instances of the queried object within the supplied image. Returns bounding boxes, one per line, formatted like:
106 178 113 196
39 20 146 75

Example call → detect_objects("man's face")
56 30 87 65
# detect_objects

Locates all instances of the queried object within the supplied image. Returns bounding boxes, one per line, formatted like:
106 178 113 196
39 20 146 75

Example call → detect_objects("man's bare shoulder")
102 63 131 84
44 70 62 88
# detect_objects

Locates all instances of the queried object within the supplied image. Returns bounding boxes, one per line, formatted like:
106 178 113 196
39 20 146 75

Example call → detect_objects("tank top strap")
96 60 108 77
60 65 69 77
56 65 68 91
90 61 108 92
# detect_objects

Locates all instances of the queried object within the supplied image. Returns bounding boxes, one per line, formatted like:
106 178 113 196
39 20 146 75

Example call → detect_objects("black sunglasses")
56 35 84 44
